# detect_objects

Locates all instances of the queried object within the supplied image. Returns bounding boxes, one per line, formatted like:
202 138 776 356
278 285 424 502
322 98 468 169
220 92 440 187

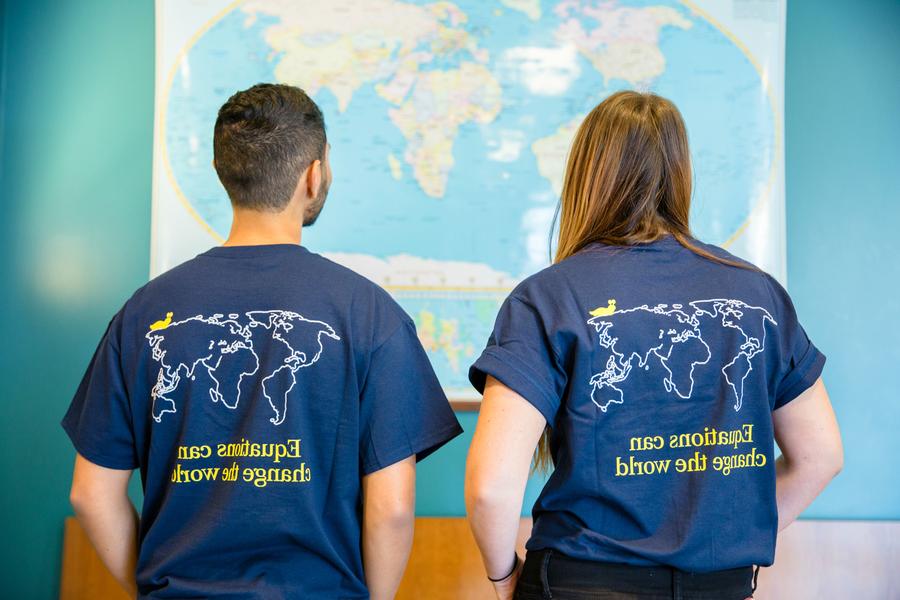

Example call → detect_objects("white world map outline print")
146 310 341 425
586 299 776 413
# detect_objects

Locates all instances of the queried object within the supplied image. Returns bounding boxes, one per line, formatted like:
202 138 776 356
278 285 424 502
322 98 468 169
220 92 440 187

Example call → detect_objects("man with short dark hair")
63 83 462 599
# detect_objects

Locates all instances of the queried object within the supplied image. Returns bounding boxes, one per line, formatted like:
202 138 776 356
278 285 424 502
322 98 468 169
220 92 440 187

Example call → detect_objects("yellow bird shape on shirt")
149 312 174 331
589 300 617 317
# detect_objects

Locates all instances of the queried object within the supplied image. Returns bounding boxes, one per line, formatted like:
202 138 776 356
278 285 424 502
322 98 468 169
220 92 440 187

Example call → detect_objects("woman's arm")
362 455 416 600
772 377 843 531
69 454 139 598
465 376 546 599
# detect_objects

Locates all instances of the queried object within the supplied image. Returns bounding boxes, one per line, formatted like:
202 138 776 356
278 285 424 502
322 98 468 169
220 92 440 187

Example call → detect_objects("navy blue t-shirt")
469 236 824 572
63 244 462 599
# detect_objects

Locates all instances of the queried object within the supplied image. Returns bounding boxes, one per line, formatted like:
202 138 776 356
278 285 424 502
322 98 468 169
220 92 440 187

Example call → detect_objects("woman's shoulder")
683 238 802 322
689 238 787 289
507 236 793 316
687 237 741 259
508 259 574 305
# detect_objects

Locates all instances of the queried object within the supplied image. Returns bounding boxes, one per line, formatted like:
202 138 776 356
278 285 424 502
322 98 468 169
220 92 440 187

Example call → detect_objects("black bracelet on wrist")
488 554 520 582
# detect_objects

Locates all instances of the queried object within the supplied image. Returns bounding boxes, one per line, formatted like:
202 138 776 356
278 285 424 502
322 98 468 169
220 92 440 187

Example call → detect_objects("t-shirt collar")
200 244 310 259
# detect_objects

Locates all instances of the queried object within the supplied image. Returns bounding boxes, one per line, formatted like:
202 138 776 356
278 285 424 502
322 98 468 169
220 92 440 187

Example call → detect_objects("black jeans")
514 549 756 600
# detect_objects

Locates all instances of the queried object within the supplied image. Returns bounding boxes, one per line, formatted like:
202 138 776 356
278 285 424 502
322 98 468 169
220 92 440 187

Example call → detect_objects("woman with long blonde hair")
465 91 842 599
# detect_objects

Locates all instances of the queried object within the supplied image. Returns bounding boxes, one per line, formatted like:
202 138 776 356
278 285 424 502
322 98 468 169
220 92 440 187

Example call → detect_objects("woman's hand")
491 555 524 600
773 378 842 531
465 377 546 600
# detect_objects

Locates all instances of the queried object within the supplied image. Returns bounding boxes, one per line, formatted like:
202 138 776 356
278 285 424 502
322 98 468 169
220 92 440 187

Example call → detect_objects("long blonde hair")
533 91 751 473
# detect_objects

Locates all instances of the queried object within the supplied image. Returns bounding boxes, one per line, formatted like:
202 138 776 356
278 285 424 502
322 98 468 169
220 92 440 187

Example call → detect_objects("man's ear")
306 159 322 198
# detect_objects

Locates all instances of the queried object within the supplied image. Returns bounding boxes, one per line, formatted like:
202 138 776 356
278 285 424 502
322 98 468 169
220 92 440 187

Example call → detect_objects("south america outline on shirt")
146 310 341 425
586 299 776 413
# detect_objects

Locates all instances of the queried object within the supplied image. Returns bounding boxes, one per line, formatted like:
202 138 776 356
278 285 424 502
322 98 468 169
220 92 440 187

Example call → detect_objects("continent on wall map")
242 0 484 112
532 116 580 197
241 0 501 199
532 2 695 196
146 311 340 425
388 63 502 197
416 310 476 374
554 0 692 85
586 299 776 413
500 0 542 21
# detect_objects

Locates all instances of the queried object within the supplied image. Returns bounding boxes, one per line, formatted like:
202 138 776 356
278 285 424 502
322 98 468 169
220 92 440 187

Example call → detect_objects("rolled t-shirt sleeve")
61 314 138 470
468 295 567 426
769 278 826 410
359 320 463 475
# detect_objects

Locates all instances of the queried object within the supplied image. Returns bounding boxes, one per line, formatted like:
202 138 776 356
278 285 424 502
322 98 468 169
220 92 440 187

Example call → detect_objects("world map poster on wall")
151 0 786 400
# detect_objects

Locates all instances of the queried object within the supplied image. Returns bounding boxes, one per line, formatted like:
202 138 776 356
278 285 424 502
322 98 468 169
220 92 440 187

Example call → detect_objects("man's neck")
223 208 302 247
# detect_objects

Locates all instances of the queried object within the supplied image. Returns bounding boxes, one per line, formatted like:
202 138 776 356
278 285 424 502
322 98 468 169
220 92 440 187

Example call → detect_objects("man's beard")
302 178 330 226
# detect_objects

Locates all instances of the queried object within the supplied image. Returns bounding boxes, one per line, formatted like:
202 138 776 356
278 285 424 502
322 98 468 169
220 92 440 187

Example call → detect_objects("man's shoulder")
303 251 409 315
305 251 392 292
127 254 209 304
109 256 206 333
120 249 411 337
290 253 415 352
136 248 386 296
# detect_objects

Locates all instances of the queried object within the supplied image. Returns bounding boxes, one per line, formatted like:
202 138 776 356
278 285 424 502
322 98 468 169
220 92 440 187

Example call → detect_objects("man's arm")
465 376 545 599
362 455 416 600
69 453 139 598
773 377 843 531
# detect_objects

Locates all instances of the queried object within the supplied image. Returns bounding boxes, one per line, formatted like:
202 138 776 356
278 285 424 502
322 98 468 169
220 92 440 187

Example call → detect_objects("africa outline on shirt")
146 310 341 425
586 299 776 413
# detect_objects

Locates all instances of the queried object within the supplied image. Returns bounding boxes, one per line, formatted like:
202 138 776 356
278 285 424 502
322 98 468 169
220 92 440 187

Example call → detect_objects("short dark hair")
213 83 326 211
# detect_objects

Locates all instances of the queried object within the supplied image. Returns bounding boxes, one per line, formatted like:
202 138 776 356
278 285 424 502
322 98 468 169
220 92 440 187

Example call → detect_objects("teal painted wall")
783 0 900 518
0 0 897 597
0 2 155 597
